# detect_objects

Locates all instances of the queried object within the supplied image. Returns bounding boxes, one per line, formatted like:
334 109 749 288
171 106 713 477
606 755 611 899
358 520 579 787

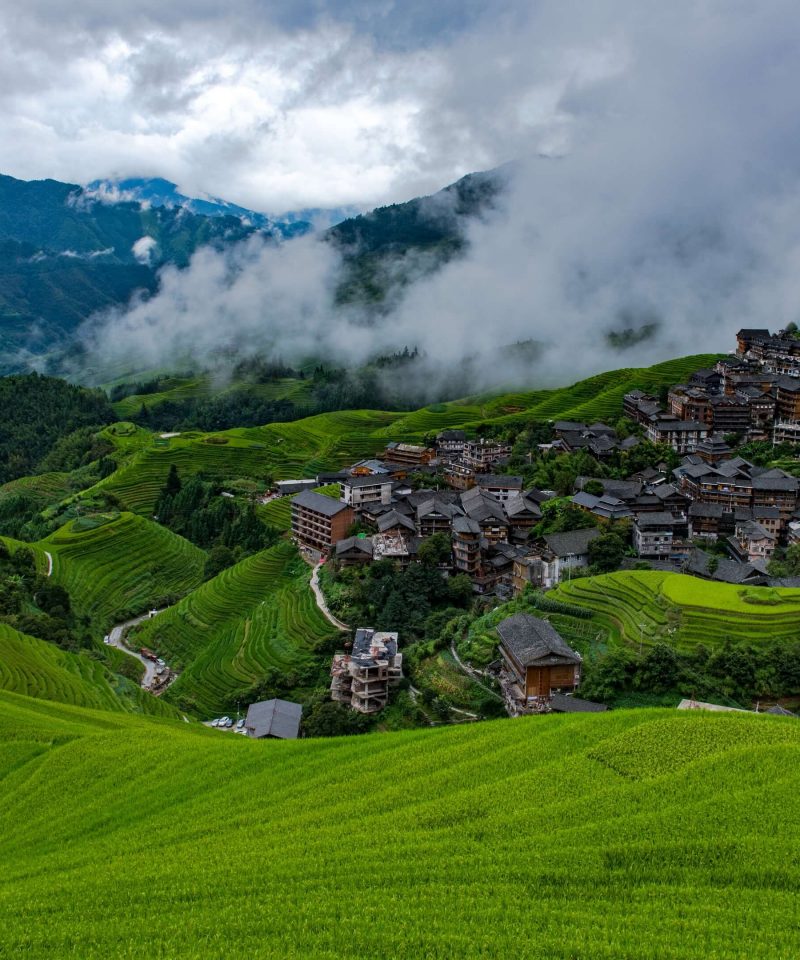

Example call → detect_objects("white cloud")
132 236 158 264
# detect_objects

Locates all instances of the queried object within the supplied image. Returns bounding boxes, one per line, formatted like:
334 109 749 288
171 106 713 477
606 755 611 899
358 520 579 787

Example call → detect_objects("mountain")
0 168 507 374
328 166 508 308
85 176 358 235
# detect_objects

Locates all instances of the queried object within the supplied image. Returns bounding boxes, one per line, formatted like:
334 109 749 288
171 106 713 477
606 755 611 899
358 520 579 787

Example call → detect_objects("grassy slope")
42 512 206 630
132 541 338 716
551 570 800 650
0 696 797 959
0 624 178 718
94 354 719 516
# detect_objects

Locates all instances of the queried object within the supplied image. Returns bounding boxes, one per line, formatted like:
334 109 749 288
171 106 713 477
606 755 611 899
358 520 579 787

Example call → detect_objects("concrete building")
330 629 403 713
291 490 354 554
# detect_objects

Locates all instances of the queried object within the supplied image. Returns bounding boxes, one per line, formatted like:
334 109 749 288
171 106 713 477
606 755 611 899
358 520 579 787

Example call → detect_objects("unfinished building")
330 629 403 713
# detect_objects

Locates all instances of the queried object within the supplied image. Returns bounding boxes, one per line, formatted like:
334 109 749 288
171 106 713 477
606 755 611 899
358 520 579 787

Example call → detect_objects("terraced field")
42 512 206 629
0 697 798 959
0 624 178 717
552 571 800 650
132 541 338 715
258 483 342 532
94 354 720 516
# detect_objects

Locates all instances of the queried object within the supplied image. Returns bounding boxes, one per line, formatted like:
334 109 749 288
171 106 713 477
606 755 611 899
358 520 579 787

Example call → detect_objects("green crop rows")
0 696 798 959
552 570 800 650
87 354 720 517
42 512 206 630
132 541 338 716
0 624 177 718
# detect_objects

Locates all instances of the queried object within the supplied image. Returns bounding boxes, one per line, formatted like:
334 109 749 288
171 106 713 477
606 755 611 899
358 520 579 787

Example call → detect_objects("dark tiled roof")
245 699 302 739
377 511 416 533
293 489 350 517
550 693 608 713
335 536 374 557
544 527 600 558
476 474 523 488
497 613 581 667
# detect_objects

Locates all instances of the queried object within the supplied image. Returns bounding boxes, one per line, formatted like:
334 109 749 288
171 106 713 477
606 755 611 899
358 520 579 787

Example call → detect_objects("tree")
302 701 373 738
204 545 235 580
583 479 605 497
447 573 474 607
588 529 627 572
418 533 452 567
164 464 182 497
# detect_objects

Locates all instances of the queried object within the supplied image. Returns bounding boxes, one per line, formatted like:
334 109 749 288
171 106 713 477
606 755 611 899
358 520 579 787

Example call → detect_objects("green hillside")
93 354 717 516
0 624 177 717
42 512 206 629
132 541 338 716
551 570 800 651
0 696 798 959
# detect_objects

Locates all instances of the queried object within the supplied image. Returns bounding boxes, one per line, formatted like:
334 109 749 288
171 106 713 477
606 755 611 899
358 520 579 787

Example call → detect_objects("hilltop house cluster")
289 327 800 597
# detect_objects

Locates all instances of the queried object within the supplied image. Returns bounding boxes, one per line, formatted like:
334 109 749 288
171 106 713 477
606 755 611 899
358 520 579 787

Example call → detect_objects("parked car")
211 719 219 727
225 718 234 728
236 718 245 729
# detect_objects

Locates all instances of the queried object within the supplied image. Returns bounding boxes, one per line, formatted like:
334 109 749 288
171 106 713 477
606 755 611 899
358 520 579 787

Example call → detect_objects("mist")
75 0 800 398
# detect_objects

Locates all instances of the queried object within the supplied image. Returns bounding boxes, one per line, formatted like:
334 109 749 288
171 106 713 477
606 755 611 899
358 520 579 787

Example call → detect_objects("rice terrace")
3 9 800 953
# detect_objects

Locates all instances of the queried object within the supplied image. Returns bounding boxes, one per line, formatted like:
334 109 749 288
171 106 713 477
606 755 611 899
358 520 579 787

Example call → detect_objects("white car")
211 719 219 727
236 718 245 730
225 718 234 728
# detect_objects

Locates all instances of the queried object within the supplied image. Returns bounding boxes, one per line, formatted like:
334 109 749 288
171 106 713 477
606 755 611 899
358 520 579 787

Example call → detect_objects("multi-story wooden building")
291 490 354 554
496 613 582 714
382 442 435 467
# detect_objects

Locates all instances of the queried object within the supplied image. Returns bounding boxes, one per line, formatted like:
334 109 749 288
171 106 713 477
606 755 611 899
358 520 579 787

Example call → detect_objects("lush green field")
42 512 206 630
0 694 797 959
91 354 719 516
0 624 177 717
132 541 338 716
552 570 800 650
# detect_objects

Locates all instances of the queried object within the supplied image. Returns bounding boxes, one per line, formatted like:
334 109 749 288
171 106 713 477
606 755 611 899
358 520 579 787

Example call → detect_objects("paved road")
107 610 165 689
310 562 349 631
44 551 53 577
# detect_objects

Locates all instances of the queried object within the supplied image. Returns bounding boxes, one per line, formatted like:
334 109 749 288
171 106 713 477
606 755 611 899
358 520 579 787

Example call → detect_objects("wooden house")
496 613 581 711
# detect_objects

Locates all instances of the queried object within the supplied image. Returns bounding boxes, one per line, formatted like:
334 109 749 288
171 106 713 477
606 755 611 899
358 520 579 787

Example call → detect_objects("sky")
6 0 800 389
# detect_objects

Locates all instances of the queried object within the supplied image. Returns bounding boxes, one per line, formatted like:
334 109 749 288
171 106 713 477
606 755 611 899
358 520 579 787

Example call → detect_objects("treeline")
0 543 91 653
581 639 800 707
155 467 278 572
0 373 114 484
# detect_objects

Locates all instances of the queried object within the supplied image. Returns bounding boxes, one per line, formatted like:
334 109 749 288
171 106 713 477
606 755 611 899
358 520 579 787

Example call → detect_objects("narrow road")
107 610 166 689
44 551 53 577
310 562 349 631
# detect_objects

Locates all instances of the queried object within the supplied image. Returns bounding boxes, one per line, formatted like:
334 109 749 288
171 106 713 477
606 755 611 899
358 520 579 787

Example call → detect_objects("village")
279 327 800 718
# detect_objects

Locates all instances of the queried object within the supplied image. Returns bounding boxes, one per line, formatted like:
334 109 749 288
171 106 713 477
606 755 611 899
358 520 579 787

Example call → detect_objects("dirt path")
310 562 349 631
449 643 503 701
107 610 166 690
44 551 53 578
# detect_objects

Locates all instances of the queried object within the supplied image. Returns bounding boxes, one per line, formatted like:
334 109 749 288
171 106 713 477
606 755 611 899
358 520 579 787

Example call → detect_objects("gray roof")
475 474 523 488
549 693 608 713
752 476 798 492
335 536 374 557
377 510 416 533
766 704 798 717
497 613 581 667
293 489 350 517
635 511 677 528
343 474 395 488
453 516 481 535
544 527 600 558
245 699 302 739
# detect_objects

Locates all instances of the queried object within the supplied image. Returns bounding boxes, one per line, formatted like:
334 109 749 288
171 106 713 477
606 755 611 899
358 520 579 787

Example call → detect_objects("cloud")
131 236 158 264
10 0 800 396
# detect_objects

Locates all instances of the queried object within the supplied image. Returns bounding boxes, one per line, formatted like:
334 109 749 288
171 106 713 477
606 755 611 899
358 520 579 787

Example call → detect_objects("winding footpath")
310 562 349 631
